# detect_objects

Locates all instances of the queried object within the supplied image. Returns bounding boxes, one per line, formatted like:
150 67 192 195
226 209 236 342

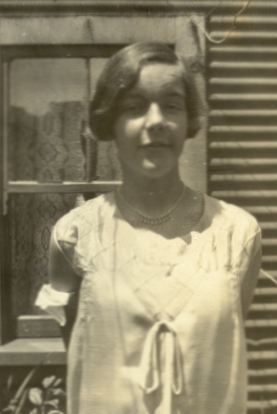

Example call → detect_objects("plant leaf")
44 399 59 409
50 388 65 397
52 379 62 387
47 411 64 414
14 368 36 401
15 388 29 414
7 374 13 392
42 376 56 389
29 388 43 405
29 409 38 414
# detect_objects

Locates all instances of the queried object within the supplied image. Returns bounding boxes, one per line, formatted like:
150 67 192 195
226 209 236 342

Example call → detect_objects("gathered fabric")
47 192 261 414
139 320 183 414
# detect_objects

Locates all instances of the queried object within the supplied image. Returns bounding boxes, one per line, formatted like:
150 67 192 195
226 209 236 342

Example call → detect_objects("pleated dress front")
50 192 261 414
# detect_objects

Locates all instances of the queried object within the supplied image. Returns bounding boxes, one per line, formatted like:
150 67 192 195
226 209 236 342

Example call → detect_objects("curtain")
8 103 121 316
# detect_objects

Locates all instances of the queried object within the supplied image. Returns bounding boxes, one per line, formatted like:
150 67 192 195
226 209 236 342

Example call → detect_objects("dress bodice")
51 192 261 414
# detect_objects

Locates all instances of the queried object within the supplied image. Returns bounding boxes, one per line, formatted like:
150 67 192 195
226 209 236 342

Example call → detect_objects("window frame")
0 44 123 346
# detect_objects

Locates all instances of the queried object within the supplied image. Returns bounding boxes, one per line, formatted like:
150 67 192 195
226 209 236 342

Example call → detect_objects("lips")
140 142 171 148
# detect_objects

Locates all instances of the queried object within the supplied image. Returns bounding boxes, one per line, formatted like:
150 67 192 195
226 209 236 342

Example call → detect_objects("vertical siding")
207 11 277 413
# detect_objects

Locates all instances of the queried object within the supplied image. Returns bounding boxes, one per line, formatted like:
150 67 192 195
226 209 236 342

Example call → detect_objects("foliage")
0 373 65 414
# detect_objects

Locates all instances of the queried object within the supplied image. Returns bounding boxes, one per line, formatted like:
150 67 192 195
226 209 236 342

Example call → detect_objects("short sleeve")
244 227 262 262
48 196 104 291
48 226 80 291
48 203 96 292
232 216 262 285
238 224 262 318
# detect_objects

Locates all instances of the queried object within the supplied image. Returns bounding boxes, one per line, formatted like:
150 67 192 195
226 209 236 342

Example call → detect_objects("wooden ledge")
0 338 66 366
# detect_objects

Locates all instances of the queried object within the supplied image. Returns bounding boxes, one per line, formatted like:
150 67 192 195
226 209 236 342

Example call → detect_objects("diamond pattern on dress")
117 251 208 322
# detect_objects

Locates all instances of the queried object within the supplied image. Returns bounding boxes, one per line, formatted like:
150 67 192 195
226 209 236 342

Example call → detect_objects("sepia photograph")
0 1 276 413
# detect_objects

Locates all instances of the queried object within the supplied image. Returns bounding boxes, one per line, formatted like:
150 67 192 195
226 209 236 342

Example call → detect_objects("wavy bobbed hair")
89 43 202 141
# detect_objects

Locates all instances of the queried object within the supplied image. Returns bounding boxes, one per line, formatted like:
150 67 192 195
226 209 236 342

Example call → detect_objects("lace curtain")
9 102 121 317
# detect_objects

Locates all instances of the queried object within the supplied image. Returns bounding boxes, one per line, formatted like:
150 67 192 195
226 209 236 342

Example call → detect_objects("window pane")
8 57 123 323
9 59 87 182
9 58 122 183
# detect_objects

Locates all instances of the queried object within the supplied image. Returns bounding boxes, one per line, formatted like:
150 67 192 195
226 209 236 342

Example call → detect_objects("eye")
167 103 179 109
126 103 141 112
165 100 185 112
165 102 180 111
119 100 145 114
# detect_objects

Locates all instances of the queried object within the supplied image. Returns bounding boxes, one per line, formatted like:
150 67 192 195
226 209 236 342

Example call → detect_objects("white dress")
49 192 261 414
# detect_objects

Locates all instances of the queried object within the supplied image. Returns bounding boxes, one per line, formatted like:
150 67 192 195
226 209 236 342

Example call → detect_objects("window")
7 50 122 318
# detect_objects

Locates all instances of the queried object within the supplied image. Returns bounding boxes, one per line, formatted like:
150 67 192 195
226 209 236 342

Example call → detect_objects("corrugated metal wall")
207 10 277 414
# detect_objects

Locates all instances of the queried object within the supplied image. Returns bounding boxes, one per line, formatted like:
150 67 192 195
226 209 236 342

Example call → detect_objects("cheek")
177 115 188 139
114 118 141 146
172 116 188 138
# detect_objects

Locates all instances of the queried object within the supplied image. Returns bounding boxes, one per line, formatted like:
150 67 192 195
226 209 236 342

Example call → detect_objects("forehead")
126 63 185 98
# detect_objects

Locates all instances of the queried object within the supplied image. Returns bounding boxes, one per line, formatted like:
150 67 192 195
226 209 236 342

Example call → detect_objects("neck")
119 168 186 215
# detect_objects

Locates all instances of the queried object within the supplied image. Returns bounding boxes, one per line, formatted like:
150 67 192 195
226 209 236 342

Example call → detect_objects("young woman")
37 43 261 414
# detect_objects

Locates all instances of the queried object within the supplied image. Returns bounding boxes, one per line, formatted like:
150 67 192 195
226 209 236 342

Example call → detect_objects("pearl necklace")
116 186 185 226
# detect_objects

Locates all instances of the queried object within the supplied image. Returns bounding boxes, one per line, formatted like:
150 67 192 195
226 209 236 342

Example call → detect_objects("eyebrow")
121 92 145 100
164 91 186 99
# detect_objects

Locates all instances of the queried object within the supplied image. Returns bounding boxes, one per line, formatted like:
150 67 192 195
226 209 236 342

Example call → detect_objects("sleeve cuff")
35 284 71 326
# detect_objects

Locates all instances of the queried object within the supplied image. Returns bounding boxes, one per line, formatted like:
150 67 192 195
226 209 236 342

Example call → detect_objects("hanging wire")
261 269 277 287
189 0 252 45
198 0 224 23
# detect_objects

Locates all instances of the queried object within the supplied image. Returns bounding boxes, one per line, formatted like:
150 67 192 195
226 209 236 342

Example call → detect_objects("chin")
139 165 173 179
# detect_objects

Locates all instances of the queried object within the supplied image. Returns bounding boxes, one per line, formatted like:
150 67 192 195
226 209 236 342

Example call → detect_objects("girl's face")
114 63 188 179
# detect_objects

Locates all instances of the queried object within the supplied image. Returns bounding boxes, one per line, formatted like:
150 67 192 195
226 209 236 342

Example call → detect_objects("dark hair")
89 43 202 141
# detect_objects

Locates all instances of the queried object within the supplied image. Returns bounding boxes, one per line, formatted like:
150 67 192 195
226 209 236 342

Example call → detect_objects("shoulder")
203 194 261 242
202 195 262 271
53 192 114 243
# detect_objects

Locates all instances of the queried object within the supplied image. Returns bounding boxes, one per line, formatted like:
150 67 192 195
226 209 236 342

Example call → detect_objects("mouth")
139 142 172 149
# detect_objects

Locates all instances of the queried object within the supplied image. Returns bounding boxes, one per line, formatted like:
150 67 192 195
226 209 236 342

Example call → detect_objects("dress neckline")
104 190 207 244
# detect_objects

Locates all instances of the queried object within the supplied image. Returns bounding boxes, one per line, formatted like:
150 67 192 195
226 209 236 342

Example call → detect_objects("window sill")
0 338 66 365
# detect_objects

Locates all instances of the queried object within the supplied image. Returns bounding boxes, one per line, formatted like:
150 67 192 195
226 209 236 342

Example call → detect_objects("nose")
145 103 165 132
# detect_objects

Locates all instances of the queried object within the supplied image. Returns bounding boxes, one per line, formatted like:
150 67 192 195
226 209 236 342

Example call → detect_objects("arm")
59 290 80 349
49 231 81 348
49 233 81 293
240 235 262 320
